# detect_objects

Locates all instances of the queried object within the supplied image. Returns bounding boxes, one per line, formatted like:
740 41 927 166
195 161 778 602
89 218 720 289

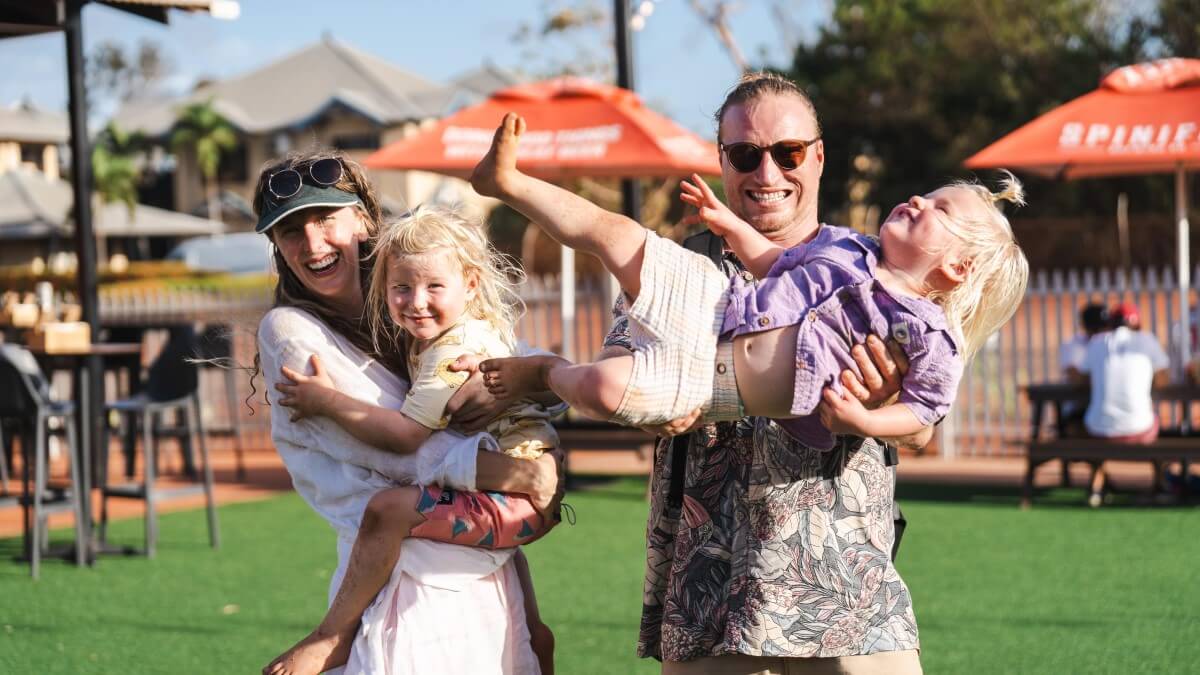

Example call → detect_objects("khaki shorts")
661 650 923 675
613 231 742 426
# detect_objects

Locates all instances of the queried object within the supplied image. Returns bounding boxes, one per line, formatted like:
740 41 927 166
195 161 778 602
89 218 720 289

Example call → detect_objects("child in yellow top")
401 316 557 460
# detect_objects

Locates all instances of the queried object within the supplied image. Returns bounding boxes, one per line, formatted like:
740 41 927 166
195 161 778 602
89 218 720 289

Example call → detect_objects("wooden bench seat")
554 420 655 486
1023 436 1200 506
1022 383 1200 507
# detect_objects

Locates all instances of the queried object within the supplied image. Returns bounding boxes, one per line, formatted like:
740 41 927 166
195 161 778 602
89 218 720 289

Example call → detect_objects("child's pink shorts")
408 486 555 549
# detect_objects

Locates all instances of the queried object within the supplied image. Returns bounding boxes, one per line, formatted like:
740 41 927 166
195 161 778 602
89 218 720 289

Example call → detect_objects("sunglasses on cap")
266 157 344 201
719 138 821 173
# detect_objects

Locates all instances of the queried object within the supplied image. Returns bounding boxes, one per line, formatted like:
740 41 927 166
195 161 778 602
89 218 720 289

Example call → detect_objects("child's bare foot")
470 112 525 199
480 354 564 399
262 628 352 675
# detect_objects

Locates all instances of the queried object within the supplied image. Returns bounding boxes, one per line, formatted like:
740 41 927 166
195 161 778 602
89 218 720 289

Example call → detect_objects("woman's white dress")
258 307 540 674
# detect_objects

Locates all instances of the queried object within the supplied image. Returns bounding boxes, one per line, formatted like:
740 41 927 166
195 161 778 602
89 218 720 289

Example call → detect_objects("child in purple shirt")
473 113 1029 446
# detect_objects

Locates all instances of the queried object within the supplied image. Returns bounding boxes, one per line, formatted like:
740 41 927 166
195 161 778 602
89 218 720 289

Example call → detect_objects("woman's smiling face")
270 205 369 314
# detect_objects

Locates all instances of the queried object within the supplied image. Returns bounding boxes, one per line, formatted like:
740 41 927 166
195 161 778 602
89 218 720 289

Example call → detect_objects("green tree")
788 0 1162 227
1154 0 1200 57
91 122 145 220
170 100 238 222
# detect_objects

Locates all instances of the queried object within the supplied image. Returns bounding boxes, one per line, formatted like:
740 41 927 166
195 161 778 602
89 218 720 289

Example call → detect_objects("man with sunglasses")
602 72 929 674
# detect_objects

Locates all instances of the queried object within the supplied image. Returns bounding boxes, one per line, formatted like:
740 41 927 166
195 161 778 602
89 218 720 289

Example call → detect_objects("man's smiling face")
719 93 825 244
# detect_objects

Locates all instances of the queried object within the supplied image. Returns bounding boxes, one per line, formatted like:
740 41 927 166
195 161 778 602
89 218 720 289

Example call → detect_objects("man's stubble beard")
736 196 821 248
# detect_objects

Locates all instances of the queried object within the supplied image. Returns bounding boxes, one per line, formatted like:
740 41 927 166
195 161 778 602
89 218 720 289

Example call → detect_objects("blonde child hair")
365 204 526 354
928 170 1030 361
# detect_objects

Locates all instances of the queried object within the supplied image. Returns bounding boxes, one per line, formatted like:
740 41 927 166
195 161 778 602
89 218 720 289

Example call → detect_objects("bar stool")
0 344 86 579
195 324 246 481
99 326 219 558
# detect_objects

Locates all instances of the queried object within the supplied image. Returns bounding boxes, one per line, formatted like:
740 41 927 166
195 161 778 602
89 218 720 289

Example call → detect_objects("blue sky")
0 0 830 137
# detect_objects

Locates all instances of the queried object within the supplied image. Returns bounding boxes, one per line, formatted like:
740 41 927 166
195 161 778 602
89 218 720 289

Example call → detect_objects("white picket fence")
946 266 1196 457
96 267 1198 457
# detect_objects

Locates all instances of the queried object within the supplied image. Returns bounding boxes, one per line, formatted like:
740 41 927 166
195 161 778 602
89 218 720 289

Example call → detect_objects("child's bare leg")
514 549 555 675
471 113 648 299
263 486 425 675
482 354 634 422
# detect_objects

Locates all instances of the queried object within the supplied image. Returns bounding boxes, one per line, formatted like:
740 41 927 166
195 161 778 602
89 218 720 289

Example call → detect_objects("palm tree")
170 100 237 222
92 121 143 221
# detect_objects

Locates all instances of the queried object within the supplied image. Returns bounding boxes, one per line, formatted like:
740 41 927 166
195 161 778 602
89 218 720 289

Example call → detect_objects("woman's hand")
276 354 337 422
530 449 566 520
444 354 512 432
838 334 908 409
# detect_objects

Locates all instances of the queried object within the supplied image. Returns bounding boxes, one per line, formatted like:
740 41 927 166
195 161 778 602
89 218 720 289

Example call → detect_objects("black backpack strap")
880 441 905 561
665 230 727 509
682 229 726 268
666 434 689 509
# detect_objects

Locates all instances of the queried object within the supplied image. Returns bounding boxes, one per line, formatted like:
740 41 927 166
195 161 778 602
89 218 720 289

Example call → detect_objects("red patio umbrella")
965 58 1200 366
364 76 720 179
365 76 721 360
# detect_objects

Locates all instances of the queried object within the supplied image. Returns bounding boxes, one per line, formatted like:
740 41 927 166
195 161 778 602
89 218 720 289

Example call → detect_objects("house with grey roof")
0 168 223 267
113 36 521 228
0 101 66 181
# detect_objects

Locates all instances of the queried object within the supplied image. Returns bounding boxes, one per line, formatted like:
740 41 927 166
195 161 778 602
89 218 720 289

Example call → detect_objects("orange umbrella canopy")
365 77 720 179
965 58 1200 178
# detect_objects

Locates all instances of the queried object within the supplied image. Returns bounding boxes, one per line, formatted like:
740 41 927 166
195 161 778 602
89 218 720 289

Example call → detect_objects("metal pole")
65 0 98 330
614 0 642 224
64 0 101 553
1177 163 1191 373
609 0 642 310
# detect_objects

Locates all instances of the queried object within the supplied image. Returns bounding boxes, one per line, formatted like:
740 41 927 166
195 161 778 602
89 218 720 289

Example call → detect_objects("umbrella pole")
63 0 100 562
561 246 575 363
1178 163 1192 375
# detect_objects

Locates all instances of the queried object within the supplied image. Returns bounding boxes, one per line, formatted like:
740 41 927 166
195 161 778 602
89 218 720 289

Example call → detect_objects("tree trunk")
204 175 219 224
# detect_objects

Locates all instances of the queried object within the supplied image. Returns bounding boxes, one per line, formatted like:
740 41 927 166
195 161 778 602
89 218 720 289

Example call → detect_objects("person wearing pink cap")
1074 301 1168 506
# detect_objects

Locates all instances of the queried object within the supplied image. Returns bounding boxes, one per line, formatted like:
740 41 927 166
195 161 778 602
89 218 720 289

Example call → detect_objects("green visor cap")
255 184 363 234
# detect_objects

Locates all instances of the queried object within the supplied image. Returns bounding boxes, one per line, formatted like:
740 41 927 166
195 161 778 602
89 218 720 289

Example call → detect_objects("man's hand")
639 406 704 438
838 334 908 409
444 354 512 432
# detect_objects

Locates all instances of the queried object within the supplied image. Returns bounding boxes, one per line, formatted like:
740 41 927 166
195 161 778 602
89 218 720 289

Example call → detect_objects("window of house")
19 143 43 166
332 133 381 150
217 142 247 183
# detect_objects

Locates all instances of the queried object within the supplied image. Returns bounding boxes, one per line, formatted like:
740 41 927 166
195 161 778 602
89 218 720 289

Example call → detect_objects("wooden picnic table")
1022 382 1200 506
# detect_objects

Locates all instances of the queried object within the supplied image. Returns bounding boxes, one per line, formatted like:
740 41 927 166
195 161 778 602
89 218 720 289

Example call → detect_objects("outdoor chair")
194 324 246 481
0 344 86 579
0 419 11 498
98 325 219 558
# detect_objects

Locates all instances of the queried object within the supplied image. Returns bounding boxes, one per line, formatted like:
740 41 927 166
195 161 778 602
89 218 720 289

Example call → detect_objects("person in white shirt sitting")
1073 302 1169 507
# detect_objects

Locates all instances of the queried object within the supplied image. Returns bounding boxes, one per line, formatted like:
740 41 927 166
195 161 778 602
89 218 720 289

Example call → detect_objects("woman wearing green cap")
253 150 557 674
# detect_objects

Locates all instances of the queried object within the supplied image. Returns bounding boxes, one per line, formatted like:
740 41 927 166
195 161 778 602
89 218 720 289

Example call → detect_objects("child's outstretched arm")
817 386 929 439
680 174 784 278
277 354 433 454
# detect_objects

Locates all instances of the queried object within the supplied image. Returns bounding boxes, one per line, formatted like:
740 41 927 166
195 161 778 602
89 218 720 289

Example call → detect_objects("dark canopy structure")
0 0 237 542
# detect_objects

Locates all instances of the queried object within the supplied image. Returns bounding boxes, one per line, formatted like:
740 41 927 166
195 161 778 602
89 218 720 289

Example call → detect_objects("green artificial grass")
2 479 1198 674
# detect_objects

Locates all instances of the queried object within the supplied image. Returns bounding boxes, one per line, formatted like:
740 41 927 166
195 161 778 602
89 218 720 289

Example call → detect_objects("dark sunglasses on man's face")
266 157 344 200
719 138 821 173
